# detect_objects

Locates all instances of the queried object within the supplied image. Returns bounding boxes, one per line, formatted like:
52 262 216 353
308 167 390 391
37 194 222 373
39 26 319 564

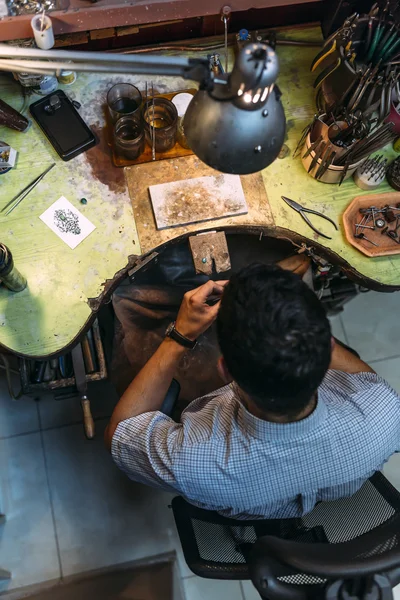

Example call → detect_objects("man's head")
216 263 332 418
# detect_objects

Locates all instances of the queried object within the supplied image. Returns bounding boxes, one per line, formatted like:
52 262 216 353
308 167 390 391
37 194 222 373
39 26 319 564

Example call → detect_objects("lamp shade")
184 43 286 175
184 87 286 174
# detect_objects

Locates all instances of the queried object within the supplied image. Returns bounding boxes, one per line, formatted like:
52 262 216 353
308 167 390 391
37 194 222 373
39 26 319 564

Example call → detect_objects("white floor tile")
183 576 243 600
370 356 400 394
341 291 400 362
38 380 118 430
0 373 39 438
0 433 60 591
383 453 400 492
43 420 179 577
329 315 347 343
241 580 260 600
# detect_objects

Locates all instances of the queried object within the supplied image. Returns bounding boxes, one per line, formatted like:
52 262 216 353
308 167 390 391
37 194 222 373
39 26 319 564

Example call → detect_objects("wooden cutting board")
125 155 274 254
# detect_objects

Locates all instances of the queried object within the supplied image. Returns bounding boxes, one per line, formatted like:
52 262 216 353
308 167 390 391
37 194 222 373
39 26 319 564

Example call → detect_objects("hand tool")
2 163 55 216
313 57 341 89
321 13 358 56
281 196 338 240
293 115 321 158
302 135 323 159
384 36 400 62
33 361 47 383
332 77 360 116
311 38 338 73
308 140 326 173
71 343 95 439
365 14 384 63
81 334 95 374
86 328 98 372
316 148 336 180
314 146 329 179
368 3 379 17
375 24 397 61
151 81 156 161
347 65 372 112
355 232 379 246
364 16 374 57
339 161 351 186
387 229 400 242
336 122 396 167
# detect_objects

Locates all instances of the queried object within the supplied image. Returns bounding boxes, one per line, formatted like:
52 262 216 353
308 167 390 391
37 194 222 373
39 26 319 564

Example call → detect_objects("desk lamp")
0 42 286 174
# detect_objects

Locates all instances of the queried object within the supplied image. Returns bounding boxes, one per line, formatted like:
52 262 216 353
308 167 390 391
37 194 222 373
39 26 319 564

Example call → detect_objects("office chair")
164 383 400 599
172 474 400 599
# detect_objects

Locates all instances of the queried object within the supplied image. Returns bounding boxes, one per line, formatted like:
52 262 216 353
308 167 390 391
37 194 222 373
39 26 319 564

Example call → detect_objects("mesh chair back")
172 472 400 584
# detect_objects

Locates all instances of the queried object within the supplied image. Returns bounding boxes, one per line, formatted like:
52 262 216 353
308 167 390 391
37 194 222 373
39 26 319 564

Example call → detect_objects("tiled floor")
0 290 400 599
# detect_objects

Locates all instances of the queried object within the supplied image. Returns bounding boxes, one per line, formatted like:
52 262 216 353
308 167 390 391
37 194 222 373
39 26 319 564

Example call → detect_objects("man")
105 264 400 519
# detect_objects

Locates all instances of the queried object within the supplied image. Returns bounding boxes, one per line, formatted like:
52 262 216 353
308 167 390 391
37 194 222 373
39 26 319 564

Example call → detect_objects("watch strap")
166 322 197 349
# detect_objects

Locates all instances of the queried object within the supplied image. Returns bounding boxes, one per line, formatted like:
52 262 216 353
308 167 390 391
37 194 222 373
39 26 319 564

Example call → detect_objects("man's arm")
104 280 227 451
329 339 375 374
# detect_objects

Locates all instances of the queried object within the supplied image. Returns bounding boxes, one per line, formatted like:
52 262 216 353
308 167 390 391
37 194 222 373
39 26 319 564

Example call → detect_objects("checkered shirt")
111 370 400 519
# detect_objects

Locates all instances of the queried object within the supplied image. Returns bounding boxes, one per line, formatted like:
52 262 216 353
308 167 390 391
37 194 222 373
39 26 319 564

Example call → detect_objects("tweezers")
2 163 55 216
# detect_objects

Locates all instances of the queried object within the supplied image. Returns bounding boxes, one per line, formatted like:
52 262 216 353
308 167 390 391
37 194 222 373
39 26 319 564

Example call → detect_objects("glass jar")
114 116 145 160
107 83 142 124
142 98 178 153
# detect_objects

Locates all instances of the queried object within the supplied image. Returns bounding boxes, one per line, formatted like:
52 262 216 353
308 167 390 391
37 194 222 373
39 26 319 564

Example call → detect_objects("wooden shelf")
0 0 321 41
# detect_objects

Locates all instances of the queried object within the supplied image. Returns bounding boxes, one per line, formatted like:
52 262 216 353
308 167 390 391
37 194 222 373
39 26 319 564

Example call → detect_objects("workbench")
0 25 399 360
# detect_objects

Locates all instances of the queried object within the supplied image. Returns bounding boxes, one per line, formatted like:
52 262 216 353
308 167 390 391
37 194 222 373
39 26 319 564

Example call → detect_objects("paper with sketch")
39 196 96 249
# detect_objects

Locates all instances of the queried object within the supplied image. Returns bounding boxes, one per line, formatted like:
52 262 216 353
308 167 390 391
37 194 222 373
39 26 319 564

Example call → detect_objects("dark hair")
216 263 331 417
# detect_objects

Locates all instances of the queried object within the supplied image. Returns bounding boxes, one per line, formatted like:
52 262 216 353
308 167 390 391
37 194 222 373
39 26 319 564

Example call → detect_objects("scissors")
281 196 338 240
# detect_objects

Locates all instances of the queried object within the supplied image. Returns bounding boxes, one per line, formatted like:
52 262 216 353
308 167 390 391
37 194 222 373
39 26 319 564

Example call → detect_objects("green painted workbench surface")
0 73 148 358
266 26 400 289
0 26 399 359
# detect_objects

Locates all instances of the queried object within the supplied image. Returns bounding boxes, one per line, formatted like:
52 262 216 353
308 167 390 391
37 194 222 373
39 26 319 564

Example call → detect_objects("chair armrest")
250 517 400 580
160 378 180 417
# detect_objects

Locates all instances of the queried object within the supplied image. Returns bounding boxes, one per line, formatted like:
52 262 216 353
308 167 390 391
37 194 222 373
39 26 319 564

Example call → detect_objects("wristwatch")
165 322 197 349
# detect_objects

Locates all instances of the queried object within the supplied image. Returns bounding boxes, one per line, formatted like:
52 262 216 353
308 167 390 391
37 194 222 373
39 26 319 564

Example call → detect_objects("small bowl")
301 133 364 184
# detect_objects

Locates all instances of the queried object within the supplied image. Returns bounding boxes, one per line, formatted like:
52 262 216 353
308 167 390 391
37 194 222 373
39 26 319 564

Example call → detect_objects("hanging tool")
311 39 338 72
281 196 338 240
313 57 341 89
2 163 55 216
366 13 384 63
71 342 95 439
364 16 374 58
375 23 397 62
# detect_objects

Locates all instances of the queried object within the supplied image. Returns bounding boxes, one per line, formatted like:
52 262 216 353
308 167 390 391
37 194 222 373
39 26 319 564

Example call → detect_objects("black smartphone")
30 90 96 161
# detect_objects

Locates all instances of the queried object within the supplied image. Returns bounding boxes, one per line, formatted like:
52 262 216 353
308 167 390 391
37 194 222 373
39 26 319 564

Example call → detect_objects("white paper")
39 196 96 249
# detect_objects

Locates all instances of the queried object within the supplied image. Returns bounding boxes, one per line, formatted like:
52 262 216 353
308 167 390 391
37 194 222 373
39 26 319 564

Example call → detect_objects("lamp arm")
0 44 212 86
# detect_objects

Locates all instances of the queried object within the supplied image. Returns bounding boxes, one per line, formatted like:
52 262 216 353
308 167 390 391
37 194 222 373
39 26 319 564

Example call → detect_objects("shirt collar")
236 389 328 441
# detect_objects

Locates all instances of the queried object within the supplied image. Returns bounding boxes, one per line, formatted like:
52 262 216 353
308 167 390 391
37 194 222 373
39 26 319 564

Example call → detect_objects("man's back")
112 369 400 519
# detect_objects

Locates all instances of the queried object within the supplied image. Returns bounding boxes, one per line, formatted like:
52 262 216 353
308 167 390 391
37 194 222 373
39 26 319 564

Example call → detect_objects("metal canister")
0 243 27 292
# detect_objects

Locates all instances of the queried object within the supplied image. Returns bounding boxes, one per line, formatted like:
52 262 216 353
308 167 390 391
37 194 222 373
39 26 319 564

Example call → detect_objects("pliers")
281 196 338 240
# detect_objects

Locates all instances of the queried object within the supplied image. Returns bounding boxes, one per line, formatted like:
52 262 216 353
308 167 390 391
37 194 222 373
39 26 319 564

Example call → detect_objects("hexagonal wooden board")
343 192 400 257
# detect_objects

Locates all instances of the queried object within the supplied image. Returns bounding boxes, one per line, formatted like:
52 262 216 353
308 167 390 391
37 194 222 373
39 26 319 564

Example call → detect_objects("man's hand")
175 280 228 341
